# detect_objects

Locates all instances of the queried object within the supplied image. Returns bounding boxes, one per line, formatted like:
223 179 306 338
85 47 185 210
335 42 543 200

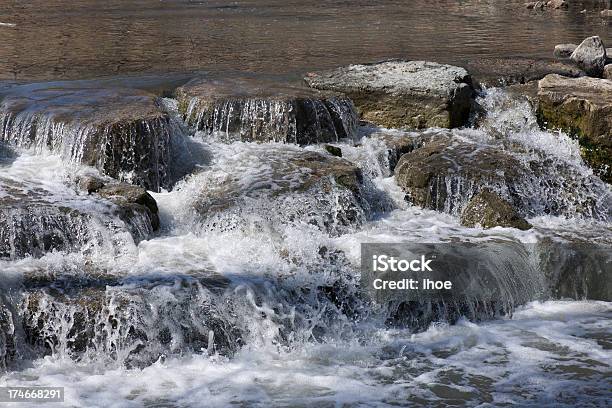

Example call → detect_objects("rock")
394 133 522 213
187 145 366 235
553 44 577 59
604 64 612 79
0 86 174 191
304 60 477 129
78 175 105 194
601 9 612 17
0 172 159 260
393 130 610 219
0 193 95 260
0 303 15 369
570 36 607 77
176 77 358 145
460 189 532 230
365 128 435 172
97 183 160 231
537 74 612 182
20 269 240 366
459 57 584 87
546 0 568 9
324 144 343 157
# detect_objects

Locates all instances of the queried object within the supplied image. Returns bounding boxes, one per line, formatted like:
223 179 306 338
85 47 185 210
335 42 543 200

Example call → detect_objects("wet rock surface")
459 57 584 87
570 36 607 78
187 146 367 235
460 189 532 230
176 77 358 145
8 266 240 367
0 85 174 191
537 74 612 182
393 130 610 219
304 60 476 129
95 182 160 232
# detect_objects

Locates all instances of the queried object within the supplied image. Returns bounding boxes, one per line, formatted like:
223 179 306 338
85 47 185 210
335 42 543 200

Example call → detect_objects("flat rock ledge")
459 57 584 87
537 74 612 183
304 60 477 129
0 86 174 191
176 77 358 145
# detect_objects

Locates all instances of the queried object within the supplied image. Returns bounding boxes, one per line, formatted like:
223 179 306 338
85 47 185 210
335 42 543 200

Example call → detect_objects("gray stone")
570 36 607 77
460 189 532 230
537 74 612 182
601 9 612 17
459 57 584 87
176 77 358 145
604 64 612 79
553 44 577 59
546 0 568 9
304 60 476 129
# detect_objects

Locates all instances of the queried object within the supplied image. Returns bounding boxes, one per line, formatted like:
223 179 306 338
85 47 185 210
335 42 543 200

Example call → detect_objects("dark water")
0 0 610 81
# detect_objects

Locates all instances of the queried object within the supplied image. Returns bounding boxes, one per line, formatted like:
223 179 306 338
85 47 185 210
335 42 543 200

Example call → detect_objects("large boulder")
537 74 612 182
459 57 584 87
460 189 532 230
570 36 607 78
393 130 611 219
304 60 477 129
0 86 175 191
175 77 358 145
178 145 366 235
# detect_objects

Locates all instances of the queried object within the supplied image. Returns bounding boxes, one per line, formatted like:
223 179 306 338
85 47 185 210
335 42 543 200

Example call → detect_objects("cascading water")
0 86 610 407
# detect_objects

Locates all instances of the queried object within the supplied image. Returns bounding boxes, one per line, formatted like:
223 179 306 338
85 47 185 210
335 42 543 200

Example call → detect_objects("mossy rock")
537 74 612 183
460 189 532 230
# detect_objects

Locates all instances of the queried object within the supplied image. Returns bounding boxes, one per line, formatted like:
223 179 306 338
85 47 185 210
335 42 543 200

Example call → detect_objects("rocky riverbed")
0 33 611 406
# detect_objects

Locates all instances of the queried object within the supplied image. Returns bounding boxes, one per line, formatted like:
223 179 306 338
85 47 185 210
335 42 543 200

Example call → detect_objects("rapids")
0 87 610 407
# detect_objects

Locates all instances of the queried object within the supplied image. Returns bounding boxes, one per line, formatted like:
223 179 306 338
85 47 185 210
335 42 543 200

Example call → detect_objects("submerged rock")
537 74 612 182
570 36 607 77
459 57 584 87
0 86 174 191
460 189 532 230
176 77 358 145
553 44 577 59
304 60 476 129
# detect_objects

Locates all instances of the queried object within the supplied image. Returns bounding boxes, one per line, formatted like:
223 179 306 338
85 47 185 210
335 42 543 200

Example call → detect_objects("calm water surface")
0 0 610 81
